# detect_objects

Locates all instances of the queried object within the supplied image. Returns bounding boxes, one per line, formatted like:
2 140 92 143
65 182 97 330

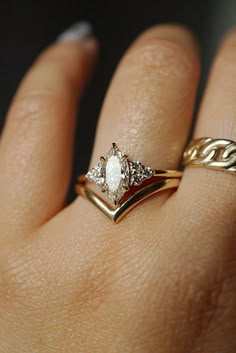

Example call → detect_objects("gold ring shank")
183 137 236 174
76 171 181 223
153 170 183 178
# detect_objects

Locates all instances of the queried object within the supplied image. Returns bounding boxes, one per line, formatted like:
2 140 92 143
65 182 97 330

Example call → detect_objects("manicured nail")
57 21 93 42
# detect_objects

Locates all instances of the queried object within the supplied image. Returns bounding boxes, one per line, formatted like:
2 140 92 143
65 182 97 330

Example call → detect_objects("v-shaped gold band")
76 171 182 223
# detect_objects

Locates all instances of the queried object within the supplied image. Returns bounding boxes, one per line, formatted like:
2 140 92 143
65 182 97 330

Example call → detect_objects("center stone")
106 155 122 192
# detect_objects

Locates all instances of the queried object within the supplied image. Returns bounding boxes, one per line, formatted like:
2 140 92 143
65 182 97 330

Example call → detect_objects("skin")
0 24 235 352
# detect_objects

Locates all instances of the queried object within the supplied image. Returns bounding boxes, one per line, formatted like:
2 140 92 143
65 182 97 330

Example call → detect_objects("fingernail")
57 21 93 42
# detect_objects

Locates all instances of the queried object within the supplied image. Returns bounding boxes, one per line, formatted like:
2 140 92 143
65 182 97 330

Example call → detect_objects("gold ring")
76 143 182 223
183 137 236 174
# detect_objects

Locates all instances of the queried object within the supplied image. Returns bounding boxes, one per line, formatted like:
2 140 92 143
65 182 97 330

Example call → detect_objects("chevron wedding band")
183 137 236 174
76 143 182 223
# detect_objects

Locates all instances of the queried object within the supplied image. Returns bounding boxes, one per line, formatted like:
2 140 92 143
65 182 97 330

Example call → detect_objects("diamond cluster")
86 163 105 186
86 143 154 205
129 161 154 185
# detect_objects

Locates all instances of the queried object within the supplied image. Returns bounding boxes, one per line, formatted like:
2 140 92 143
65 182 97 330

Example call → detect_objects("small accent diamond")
86 163 105 186
129 161 154 186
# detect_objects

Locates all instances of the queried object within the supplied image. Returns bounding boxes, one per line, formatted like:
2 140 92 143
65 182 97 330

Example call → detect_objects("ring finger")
73 24 200 229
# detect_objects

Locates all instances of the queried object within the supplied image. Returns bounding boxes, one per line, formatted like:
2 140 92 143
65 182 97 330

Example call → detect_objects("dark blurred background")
0 0 235 195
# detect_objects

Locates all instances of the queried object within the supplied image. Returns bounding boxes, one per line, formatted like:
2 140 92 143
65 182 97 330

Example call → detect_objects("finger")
28 25 200 351
181 29 236 219
163 30 236 350
74 24 200 226
0 22 98 236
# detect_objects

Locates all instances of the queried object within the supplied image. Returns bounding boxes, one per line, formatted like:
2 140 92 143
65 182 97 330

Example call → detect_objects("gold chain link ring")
183 137 236 174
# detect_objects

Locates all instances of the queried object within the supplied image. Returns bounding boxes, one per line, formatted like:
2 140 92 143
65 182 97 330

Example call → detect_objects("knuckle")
72 252 116 310
8 89 64 131
196 265 236 348
0 236 116 320
171 235 236 348
185 270 224 334
164 261 221 348
0 244 42 309
13 90 57 115
124 37 196 79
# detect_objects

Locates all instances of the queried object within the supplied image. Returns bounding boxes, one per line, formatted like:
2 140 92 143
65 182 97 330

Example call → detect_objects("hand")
0 22 235 353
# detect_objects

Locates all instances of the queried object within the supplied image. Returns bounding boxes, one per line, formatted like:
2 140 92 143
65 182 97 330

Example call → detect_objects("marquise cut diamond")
86 143 155 205
106 155 122 192
86 143 129 204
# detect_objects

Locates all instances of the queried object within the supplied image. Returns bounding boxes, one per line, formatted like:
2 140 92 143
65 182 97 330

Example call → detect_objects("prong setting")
86 143 154 206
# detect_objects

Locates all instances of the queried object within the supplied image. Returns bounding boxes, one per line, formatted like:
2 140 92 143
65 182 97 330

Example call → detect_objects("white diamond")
106 155 121 192
86 163 105 186
87 143 130 204
129 161 154 185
